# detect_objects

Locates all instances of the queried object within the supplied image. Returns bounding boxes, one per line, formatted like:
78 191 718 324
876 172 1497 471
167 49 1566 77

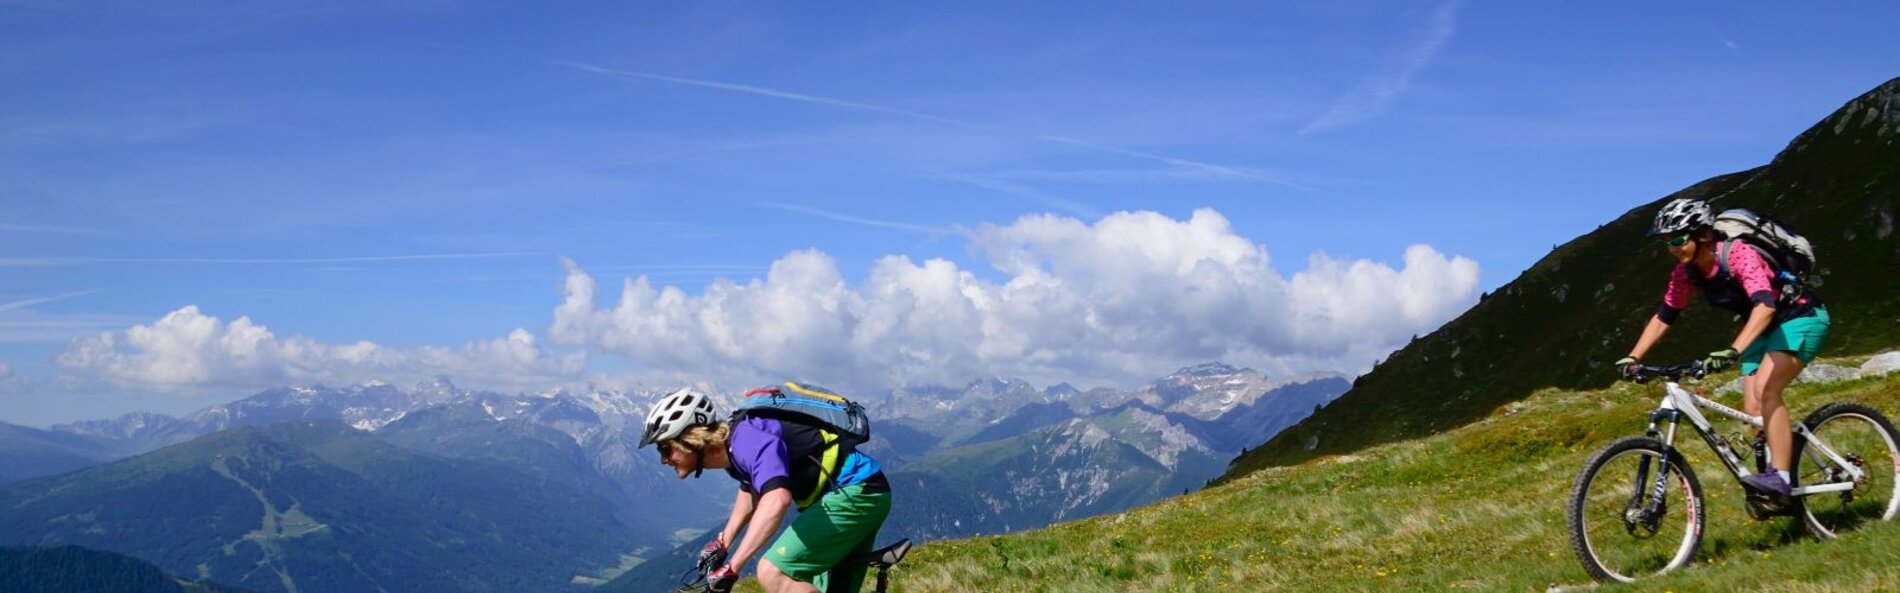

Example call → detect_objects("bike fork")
1634 418 1683 523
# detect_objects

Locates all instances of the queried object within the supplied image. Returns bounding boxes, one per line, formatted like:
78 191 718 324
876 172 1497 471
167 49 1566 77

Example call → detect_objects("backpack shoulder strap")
795 429 844 509
1716 239 1735 278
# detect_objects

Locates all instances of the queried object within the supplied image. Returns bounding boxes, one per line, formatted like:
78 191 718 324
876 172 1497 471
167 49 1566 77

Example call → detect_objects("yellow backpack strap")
797 429 842 510
783 382 847 403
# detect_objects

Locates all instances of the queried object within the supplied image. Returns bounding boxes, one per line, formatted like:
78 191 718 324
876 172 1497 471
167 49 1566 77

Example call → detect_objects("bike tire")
1567 436 1705 583
1793 402 1900 539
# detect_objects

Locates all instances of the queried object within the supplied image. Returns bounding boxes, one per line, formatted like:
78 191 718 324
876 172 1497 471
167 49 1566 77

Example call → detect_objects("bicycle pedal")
1744 495 1795 519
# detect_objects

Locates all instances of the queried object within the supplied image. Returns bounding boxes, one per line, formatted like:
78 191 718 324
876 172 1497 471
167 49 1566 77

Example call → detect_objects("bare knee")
757 559 815 593
1758 352 1803 401
757 559 789 592
1742 373 1763 416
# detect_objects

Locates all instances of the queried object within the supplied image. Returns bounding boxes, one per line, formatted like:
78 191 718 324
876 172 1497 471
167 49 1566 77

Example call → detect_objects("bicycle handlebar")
666 564 710 593
1626 361 1708 383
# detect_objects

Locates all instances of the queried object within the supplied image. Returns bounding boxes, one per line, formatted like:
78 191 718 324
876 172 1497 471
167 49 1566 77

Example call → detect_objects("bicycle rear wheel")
1793 402 1900 539
1567 436 1705 583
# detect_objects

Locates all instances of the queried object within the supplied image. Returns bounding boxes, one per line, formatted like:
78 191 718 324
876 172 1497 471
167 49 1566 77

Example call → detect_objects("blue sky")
5 1 1899 426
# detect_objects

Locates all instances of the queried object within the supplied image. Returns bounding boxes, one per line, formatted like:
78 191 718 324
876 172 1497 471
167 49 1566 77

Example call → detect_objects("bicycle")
665 538 914 593
1565 361 1900 583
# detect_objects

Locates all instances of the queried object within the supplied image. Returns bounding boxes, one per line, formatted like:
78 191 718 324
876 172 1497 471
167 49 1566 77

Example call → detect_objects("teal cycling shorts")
1742 306 1830 376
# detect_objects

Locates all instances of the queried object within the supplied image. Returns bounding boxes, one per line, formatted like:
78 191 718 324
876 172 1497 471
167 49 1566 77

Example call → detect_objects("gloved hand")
1614 356 1641 381
707 564 738 593
1703 348 1739 373
696 538 727 571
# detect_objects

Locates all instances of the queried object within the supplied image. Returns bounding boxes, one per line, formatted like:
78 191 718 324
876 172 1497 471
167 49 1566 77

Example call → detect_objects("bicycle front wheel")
1794 402 1900 539
1567 436 1705 583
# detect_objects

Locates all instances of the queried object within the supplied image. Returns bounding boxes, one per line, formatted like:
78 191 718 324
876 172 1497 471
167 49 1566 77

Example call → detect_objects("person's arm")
718 488 755 549
1731 303 1776 353
1627 313 1673 361
1630 265 1692 361
723 487 794 573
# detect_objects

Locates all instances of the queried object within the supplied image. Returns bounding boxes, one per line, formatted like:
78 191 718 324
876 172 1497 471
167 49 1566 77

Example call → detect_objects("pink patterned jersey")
1661 241 1777 310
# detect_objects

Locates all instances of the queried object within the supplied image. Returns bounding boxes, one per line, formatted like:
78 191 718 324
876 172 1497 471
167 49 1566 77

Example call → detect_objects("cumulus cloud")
0 362 17 390
56 306 584 396
552 208 1480 389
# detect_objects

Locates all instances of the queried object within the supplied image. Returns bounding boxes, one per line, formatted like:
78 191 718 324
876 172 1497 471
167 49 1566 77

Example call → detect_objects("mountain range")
0 364 1344 593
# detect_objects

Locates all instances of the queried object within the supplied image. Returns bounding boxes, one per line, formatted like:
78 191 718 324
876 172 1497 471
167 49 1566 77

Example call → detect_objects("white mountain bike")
1566 361 1900 583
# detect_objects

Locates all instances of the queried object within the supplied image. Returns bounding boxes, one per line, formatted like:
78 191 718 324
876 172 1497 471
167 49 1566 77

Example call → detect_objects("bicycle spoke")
1796 405 1900 539
1570 439 1702 582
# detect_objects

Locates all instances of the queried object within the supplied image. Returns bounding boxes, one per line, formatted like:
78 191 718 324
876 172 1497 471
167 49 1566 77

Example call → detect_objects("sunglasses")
1663 233 1692 248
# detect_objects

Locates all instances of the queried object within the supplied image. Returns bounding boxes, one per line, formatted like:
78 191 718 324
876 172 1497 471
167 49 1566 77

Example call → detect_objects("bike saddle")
852 539 912 568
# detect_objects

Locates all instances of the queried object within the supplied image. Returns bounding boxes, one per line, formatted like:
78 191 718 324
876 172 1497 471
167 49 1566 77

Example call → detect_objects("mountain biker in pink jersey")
1615 198 1831 501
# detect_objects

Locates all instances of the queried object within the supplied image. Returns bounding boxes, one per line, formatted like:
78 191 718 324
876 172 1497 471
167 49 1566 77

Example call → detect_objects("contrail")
759 202 957 236
0 223 111 235
554 60 1279 187
1 253 544 266
936 175 1103 220
0 290 99 313
552 61 994 132
1037 136 1300 188
1301 0 1463 136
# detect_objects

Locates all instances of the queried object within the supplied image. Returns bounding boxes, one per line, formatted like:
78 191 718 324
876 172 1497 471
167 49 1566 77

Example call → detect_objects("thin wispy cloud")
0 290 98 313
1300 0 1464 136
937 174 1103 220
587 263 768 275
0 223 112 235
554 59 1276 189
760 202 956 236
552 61 993 131
1 253 544 266
988 166 1277 184
1036 136 1301 188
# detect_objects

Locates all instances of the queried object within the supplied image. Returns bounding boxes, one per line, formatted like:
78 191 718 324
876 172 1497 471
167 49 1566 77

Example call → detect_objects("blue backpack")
732 382 872 508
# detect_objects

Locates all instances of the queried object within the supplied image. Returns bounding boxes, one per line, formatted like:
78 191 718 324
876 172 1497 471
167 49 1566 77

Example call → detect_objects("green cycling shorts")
1742 306 1830 376
762 482 891 593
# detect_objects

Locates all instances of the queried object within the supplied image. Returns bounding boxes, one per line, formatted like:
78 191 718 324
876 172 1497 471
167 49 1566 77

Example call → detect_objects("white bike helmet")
1650 198 1713 236
638 388 719 449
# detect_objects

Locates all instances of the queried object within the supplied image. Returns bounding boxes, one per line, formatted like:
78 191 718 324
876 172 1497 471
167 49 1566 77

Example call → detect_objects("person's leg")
1740 335 1769 418
1756 351 1804 471
813 488 890 593
759 558 819 593
818 522 881 593
763 484 891 593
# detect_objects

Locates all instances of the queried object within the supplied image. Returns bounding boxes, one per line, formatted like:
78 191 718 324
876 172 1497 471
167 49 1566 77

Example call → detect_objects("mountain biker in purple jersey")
1615 198 1831 501
639 388 892 593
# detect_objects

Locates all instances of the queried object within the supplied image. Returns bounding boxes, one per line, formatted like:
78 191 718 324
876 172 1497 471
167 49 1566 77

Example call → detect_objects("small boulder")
1861 352 1900 377
1714 362 1860 395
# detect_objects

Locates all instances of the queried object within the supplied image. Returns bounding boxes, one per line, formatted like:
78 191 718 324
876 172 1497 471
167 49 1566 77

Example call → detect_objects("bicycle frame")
1648 379 1867 496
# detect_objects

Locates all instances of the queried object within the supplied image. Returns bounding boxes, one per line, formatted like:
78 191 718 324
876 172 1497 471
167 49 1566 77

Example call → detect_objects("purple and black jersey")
725 416 887 506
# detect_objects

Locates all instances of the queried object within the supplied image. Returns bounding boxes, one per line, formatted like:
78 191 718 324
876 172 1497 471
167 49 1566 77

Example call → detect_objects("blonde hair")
670 422 730 453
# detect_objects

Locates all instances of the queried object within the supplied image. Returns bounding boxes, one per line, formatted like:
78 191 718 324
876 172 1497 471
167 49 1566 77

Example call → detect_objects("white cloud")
56 306 584 396
551 208 1480 390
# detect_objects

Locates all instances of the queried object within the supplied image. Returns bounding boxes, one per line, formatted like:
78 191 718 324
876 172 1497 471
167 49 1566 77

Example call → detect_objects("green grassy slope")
862 359 1900 593
1226 77 1900 478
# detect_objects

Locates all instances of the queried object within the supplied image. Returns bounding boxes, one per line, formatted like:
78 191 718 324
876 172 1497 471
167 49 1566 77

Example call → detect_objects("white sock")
1777 470 1791 482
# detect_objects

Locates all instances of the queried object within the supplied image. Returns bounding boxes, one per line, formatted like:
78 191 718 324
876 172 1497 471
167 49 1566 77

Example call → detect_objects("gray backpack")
1712 209 1816 287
